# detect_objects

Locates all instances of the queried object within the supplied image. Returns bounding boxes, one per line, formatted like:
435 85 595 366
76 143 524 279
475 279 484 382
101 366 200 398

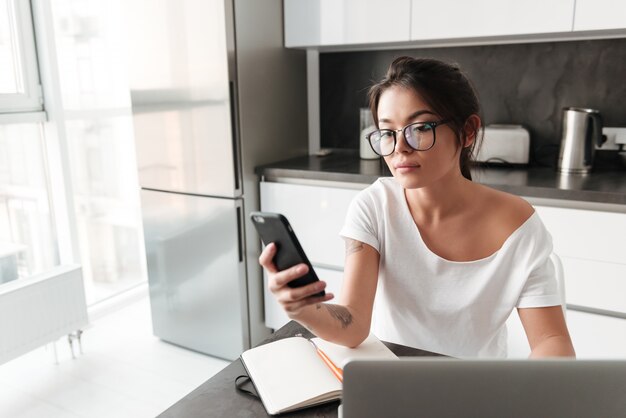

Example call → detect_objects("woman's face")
377 85 463 189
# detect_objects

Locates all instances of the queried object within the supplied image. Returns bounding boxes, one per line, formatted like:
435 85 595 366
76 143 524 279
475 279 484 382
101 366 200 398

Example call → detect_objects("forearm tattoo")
324 304 353 329
346 239 364 256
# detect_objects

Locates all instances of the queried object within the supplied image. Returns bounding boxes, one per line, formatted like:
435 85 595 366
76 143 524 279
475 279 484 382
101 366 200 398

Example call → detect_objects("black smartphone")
250 211 324 297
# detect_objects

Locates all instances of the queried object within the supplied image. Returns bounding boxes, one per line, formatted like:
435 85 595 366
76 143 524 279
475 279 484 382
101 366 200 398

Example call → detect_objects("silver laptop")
342 359 626 418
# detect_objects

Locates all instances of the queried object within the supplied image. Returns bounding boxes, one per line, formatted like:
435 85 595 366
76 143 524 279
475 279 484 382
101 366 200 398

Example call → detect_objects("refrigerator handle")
229 81 241 192
236 207 243 262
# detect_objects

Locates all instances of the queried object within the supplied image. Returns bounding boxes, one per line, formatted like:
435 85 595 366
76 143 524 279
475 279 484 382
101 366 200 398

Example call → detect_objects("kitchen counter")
256 150 626 207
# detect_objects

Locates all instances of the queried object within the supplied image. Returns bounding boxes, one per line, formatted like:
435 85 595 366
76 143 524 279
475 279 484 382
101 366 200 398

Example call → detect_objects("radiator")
0 265 88 365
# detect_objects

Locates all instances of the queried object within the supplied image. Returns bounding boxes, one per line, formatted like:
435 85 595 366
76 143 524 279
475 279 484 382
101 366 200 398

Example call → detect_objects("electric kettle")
557 107 605 174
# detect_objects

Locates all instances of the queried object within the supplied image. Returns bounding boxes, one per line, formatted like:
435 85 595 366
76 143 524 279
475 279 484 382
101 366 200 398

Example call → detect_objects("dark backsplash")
319 38 626 167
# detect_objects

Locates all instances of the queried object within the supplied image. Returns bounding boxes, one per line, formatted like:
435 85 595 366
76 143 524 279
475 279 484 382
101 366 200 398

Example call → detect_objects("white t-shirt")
339 177 562 358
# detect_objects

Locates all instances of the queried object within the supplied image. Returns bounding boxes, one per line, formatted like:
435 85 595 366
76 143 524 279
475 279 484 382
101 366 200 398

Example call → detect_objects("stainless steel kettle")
557 107 605 174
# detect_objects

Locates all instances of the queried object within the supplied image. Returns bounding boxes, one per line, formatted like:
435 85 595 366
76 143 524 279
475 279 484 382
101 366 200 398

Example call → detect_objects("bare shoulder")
474 183 535 228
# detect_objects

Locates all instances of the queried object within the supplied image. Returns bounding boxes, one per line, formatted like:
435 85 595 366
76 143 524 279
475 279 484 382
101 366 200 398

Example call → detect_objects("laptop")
341 359 626 418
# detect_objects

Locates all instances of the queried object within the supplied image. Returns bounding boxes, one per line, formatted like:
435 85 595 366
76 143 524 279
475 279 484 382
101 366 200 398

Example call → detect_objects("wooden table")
159 321 443 417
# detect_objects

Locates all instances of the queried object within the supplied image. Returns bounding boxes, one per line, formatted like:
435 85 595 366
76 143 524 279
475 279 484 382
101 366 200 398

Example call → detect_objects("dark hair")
368 56 483 180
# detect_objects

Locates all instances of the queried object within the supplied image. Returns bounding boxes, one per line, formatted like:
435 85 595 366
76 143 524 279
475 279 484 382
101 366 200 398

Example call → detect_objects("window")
0 123 58 283
49 0 147 303
1 0 147 303
0 0 42 114
0 0 54 285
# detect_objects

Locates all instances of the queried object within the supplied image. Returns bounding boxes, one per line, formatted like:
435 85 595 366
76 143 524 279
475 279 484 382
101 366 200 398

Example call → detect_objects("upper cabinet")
573 0 626 31
410 0 574 40
284 0 411 47
284 0 626 49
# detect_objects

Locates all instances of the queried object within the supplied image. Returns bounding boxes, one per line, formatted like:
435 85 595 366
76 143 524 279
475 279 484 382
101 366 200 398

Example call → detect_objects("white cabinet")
529 204 626 359
567 310 626 358
284 0 578 48
507 308 626 359
574 0 626 31
533 205 626 315
410 0 574 40
285 0 626 48
284 0 411 47
259 181 364 329
260 182 360 269
534 205 626 264
557 258 626 314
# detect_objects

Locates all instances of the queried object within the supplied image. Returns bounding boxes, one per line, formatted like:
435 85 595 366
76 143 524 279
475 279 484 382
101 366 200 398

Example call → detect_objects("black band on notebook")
235 375 259 399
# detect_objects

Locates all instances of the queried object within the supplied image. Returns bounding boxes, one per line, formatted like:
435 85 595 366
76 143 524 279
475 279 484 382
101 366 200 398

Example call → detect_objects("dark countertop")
256 150 626 206
158 321 442 418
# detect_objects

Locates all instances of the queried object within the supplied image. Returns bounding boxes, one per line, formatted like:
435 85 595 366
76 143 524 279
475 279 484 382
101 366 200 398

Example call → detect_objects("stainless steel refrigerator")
126 0 307 360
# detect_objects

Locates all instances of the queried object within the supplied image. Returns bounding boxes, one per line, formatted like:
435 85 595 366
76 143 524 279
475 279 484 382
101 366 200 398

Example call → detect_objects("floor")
0 295 229 418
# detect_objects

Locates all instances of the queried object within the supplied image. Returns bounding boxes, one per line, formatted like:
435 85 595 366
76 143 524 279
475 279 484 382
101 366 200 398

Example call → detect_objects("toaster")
475 124 530 165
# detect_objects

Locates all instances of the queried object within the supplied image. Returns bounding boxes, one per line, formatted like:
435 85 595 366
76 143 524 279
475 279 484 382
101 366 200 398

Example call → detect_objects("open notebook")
240 334 397 415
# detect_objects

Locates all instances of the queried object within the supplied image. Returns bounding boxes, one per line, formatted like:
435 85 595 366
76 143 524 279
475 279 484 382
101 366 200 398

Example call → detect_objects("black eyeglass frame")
365 119 451 156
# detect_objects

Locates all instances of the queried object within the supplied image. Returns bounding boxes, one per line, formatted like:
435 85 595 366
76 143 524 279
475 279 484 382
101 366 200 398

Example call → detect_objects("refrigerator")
126 0 307 360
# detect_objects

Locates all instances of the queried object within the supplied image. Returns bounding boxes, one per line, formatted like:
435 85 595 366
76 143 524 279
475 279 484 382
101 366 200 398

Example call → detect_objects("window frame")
0 0 43 114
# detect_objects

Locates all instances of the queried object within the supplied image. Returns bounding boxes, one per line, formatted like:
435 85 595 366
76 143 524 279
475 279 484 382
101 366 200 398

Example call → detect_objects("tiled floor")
0 295 229 418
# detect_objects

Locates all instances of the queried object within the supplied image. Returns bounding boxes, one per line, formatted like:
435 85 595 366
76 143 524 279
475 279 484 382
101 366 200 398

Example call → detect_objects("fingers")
258 242 278 273
276 279 327 304
284 293 335 316
277 280 334 316
258 243 310 289
271 263 309 289
258 242 335 316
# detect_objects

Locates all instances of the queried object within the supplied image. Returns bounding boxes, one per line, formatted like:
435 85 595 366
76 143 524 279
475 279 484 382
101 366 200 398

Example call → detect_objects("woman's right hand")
258 242 334 318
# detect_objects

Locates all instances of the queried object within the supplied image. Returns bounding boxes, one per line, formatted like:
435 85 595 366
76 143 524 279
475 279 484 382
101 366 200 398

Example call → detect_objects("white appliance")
475 125 530 165
127 0 307 360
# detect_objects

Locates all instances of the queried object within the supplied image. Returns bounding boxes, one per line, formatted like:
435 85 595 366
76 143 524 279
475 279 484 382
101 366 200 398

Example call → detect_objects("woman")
259 56 575 358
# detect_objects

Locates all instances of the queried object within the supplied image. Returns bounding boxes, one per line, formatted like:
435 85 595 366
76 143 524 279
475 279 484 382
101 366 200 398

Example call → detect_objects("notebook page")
241 337 342 414
311 333 398 369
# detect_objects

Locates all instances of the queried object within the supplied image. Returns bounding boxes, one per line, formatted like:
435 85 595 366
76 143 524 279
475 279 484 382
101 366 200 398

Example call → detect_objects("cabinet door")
560 257 626 314
534 205 626 314
410 0 574 40
567 310 626 359
534 206 626 264
284 0 411 47
263 267 344 330
260 182 361 269
574 0 626 30
507 309 626 359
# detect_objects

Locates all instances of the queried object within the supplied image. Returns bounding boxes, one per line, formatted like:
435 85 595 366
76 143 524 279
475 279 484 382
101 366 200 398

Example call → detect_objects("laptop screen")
342 359 626 418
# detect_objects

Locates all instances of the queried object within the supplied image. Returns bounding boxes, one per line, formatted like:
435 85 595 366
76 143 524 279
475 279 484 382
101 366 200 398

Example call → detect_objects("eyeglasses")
365 119 450 157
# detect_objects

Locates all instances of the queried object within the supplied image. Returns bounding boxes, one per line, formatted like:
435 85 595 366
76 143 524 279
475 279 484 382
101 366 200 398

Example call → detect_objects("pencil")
308 339 343 382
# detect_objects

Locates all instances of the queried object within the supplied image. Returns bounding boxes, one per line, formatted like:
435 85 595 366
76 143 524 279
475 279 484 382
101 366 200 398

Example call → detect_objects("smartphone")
250 211 324 297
